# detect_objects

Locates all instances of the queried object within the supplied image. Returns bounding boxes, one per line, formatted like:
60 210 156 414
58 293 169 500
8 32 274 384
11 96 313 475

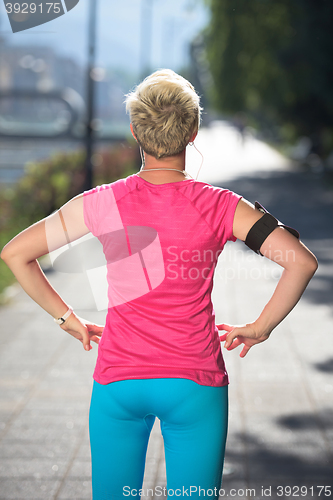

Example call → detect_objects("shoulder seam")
111 177 142 204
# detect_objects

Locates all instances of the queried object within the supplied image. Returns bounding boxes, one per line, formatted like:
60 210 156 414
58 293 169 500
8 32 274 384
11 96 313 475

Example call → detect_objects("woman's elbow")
282 243 318 277
0 242 19 265
307 254 319 275
296 252 318 278
0 244 11 264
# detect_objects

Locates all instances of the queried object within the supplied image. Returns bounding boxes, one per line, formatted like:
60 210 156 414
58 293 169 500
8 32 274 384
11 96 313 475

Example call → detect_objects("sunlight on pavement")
186 120 290 184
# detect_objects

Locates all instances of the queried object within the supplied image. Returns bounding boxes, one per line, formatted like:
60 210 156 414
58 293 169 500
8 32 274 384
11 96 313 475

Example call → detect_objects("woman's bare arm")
217 199 318 357
0 195 103 351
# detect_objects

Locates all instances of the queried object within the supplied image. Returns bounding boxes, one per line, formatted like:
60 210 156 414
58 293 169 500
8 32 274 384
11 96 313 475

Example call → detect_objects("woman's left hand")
59 312 104 351
217 323 271 358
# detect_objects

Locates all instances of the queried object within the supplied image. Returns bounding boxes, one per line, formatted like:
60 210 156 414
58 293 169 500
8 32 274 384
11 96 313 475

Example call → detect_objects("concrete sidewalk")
1 126 333 499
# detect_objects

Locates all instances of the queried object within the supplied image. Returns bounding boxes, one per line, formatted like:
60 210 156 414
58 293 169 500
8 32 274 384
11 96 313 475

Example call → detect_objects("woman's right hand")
60 312 104 351
217 322 271 358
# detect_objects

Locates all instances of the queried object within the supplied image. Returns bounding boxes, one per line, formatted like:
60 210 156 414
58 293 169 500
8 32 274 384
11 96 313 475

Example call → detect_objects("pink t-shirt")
83 173 242 387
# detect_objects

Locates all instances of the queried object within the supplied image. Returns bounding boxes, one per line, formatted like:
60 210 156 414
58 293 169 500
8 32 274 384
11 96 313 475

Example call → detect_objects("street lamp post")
84 0 98 191
140 0 154 81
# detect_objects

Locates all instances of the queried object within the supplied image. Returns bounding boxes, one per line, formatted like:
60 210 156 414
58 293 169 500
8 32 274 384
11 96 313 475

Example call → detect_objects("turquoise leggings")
89 378 228 499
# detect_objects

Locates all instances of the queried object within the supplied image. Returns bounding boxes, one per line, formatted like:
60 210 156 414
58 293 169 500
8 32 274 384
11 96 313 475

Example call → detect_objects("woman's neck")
138 150 188 184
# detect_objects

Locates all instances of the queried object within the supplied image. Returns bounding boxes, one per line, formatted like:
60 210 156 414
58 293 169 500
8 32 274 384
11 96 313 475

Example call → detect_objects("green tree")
205 0 333 154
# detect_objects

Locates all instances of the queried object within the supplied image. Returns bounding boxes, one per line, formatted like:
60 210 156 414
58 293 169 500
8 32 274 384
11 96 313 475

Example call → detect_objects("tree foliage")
205 0 333 152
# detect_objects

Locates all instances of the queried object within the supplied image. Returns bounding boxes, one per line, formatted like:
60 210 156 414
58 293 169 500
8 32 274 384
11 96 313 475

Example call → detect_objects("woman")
1 69 318 499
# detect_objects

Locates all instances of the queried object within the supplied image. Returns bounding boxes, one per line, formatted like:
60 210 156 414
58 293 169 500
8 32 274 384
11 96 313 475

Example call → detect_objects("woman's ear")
130 123 137 142
189 130 198 143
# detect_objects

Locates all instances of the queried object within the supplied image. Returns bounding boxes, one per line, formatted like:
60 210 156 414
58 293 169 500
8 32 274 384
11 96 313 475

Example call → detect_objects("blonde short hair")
125 69 202 159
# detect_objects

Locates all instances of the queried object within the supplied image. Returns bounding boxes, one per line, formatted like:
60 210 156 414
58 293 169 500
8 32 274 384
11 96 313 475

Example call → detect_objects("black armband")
245 202 300 256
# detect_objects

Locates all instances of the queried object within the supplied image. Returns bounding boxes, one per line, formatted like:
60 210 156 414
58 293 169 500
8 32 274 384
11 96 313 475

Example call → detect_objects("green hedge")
0 141 139 297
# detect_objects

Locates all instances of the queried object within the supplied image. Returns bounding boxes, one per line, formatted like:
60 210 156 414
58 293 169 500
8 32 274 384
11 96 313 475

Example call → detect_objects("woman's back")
84 173 241 386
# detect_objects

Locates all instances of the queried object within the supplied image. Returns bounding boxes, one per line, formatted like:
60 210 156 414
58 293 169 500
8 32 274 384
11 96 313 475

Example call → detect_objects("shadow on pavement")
224 423 333 486
313 358 333 373
277 408 333 432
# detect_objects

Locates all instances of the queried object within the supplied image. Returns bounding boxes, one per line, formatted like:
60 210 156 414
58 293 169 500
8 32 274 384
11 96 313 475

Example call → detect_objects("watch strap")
54 306 73 325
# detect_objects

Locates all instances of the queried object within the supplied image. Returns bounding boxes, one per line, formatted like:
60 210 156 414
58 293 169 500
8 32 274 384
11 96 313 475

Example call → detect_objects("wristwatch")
54 306 73 325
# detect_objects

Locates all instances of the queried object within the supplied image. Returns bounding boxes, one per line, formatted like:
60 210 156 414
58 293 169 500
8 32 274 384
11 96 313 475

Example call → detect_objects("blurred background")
0 1 332 499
